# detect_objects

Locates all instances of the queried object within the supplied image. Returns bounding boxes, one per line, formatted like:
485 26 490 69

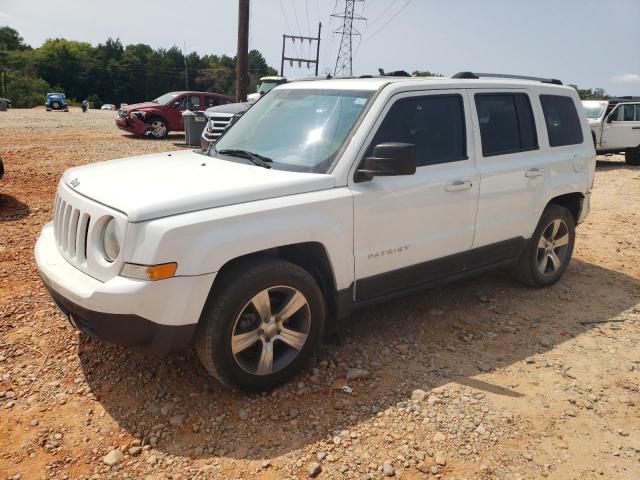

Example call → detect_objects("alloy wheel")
536 219 570 276
231 286 311 376
150 120 167 138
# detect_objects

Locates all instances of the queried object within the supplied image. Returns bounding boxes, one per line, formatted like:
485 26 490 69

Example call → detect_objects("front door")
168 94 203 130
601 103 640 150
350 90 479 301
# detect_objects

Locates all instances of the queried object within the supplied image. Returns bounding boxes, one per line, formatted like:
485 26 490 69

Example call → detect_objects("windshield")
257 81 280 94
582 101 606 119
213 88 373 173
152 92 180 104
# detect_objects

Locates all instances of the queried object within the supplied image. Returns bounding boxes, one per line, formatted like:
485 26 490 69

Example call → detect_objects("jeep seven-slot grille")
53 194 91 263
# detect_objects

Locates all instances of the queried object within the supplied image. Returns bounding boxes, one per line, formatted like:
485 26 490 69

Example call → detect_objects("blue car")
45 93 69 112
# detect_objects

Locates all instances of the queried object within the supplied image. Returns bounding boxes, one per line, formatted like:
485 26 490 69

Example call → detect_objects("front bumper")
35 222 215 354
115 115 149 136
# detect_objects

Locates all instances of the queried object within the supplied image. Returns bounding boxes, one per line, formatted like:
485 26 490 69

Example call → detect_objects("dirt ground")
0 108 639 480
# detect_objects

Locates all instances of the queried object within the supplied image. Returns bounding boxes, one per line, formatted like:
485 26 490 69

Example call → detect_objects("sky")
1 0 639 96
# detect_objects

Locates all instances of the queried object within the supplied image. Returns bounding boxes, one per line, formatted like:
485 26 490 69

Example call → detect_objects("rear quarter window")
540 95 584 147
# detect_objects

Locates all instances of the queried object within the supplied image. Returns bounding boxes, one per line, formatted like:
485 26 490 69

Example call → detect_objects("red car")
115 91 234 138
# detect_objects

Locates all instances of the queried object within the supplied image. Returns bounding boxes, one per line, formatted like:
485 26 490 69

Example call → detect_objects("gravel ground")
1 109 639 480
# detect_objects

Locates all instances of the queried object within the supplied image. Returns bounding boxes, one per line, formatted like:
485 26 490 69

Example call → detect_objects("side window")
188 95 201 110
474 93 538 157
179 95 201 110
540 95 584 147
615 104 639 122
368 94 467 167
206 96 219 108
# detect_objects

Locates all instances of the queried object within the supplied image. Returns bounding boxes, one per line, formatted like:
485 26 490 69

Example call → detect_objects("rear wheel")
147 117 168 139
195 257 325 392
625 148 640 166
515 204 575 288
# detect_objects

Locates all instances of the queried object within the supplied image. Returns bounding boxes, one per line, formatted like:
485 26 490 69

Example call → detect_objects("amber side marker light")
121 262 178 281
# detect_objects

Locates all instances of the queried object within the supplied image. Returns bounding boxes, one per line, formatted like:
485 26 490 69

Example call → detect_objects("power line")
366 0 399 28
279 0 294 34
291 0 303 34
363 0 412 43
305 0 312 34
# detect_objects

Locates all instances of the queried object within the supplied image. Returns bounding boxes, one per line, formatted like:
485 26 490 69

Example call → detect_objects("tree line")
0 26 609 107
0 26 278 108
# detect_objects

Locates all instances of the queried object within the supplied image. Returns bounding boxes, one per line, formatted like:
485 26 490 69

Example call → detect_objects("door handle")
632 126 640 130
445 180 473 192
525 168 544 178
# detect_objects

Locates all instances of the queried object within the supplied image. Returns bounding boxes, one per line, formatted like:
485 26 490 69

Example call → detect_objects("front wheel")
147 117 169 139
515 204 575 288
195 257 325 392
625 148 640 166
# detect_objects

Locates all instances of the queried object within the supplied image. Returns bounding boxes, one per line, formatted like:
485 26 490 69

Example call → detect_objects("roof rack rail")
452 71 563 85
609 96 640 102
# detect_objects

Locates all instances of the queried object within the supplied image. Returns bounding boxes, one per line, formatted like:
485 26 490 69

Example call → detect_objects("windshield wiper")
217 149 274 169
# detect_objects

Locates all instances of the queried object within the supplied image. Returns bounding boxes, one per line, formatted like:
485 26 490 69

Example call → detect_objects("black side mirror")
172 101 181 109
606 115 615 123
355 142 416 182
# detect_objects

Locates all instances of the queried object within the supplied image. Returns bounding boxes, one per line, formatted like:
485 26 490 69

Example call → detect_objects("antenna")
183 42 188 90
332 0 366 77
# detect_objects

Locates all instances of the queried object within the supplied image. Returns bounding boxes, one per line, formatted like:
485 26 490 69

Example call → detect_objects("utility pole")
280 22 322 77
333 0 366 77
0 49 7 98
236 0 250 102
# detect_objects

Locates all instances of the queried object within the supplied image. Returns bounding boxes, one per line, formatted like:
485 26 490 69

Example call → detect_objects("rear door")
470 89 544 248
351 89 480 301
601 103 640 150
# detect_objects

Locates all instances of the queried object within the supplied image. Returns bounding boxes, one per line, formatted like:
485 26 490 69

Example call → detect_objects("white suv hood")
62 150 335 222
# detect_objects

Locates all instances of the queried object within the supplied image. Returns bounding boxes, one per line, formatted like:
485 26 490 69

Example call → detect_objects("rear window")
475 93 538 157
540 95 584 147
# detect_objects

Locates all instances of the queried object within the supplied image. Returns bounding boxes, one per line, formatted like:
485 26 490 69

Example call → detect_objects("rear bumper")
577 192 591 224
35 222 215 354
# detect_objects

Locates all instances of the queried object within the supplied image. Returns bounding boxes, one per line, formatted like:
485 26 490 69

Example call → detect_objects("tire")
147 117 169 139
195 257 325 392
515 204 575 288
625 148 640 166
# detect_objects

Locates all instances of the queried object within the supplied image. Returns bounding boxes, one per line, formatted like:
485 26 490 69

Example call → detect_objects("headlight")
101 218 121 262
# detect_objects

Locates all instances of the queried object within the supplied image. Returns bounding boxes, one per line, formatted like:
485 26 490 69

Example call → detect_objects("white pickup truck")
582 97 640 165
35 73 595 391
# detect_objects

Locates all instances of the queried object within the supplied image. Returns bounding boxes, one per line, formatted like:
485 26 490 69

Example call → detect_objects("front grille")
53 194 91 264
204 114 234 140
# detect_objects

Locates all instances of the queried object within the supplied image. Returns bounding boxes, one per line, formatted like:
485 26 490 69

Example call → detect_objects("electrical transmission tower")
332 0 366 77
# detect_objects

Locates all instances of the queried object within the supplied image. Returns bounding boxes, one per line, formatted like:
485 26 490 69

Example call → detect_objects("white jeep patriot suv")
582 97 640 165
35 72 595 391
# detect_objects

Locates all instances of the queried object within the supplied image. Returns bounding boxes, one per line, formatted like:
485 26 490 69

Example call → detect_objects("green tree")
6 73 50 107
0 28 279 106
0 26 31 50
569 85 608 100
